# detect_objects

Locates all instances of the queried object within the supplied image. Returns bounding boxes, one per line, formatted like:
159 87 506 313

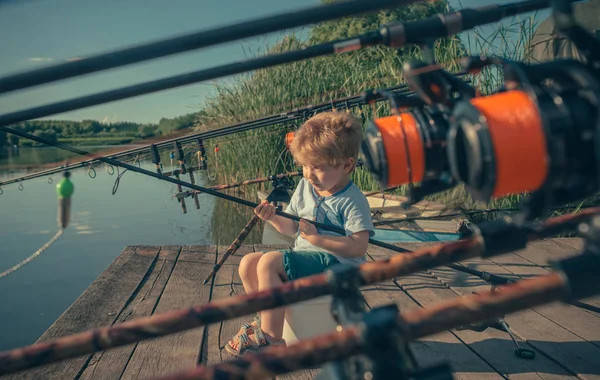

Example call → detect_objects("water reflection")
0 145 266 350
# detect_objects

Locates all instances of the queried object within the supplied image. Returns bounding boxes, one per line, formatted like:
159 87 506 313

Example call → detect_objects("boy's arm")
268 215 299 237
300 223 369 258
265 178 303 237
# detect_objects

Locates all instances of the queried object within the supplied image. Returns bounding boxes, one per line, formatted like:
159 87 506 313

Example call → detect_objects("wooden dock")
5 239 600 380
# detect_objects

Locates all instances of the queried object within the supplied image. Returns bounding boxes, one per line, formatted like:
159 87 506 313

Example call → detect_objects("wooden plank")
4 246 160 380
511 240 600 313
361 253 504 380
79 247 181 380
551 238 585 252
369 244 579 379
396 271 578 380
120 246 217 380
204 245 254 366
482 249 600 348
367 242 429 259
429 250 600 379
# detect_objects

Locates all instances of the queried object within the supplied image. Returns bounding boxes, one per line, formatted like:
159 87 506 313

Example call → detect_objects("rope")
0 229 64 279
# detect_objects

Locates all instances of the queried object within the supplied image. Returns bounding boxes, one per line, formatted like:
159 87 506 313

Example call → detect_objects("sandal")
224 325 285 357
229 313 261 342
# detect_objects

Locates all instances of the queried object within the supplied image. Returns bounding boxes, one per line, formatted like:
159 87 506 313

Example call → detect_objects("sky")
0 0 549 124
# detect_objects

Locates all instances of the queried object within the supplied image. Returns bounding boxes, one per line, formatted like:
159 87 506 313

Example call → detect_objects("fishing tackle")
361 0 599 219
105 162 115 175
174 170 302 202
443 0 600 220
171 141 187 214
56 170 74 229
169 151 175 168
314 265 452 380
284 131 294 150
174 141 186 174
87 164 96 179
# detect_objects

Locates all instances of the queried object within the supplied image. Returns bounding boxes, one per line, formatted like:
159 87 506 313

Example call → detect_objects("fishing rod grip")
150 144 162 174
175 141 186 174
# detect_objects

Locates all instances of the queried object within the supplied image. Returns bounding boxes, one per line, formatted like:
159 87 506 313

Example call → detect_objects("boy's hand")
254 200 276 221
299 219 318 242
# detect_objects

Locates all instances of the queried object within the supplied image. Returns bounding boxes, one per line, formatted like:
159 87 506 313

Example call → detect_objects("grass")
191 3 594 242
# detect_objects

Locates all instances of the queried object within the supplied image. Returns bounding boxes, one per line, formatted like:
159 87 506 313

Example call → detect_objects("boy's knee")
239 252 262 278
257 251 283 273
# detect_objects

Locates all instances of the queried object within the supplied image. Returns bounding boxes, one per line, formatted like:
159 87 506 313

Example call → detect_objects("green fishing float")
56 171 74 229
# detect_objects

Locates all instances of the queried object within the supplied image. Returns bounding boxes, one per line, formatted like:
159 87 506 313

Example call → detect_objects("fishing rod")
0 82 414 188
0 206 597 375
0 0 563 129
372 202 600 227
0 0 424 95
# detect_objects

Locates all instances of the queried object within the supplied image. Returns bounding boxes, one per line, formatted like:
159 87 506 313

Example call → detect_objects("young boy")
225 111 374 356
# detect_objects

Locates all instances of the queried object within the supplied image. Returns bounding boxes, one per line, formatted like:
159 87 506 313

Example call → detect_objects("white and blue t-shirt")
284 178 375 265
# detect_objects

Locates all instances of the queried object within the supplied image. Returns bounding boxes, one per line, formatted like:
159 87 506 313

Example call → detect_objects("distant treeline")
0 111 202 147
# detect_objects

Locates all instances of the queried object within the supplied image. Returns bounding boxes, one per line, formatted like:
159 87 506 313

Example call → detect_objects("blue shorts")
273 249 340 281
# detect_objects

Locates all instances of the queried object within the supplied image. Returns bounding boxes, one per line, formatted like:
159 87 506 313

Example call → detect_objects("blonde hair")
289 111 363 167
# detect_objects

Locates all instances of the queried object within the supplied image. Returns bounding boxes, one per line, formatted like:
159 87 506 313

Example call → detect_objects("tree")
0 131 7 148
138 124 156 138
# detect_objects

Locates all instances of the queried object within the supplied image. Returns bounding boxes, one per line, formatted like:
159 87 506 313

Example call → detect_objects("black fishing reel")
267 175 294 207
315 265 455 380
359 59 474 204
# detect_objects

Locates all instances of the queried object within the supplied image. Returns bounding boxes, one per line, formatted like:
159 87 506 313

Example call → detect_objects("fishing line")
0 229 64 279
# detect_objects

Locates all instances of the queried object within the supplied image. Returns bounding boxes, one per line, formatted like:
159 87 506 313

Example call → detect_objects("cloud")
28 57 54 62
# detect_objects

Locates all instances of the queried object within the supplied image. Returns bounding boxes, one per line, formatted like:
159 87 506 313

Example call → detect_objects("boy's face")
299 156 354 194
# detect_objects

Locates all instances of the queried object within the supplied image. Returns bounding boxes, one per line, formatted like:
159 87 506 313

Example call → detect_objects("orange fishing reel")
360 60 475 203
447 55 600 218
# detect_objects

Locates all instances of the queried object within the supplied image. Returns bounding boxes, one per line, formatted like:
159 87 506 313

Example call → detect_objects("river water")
0 146 261 350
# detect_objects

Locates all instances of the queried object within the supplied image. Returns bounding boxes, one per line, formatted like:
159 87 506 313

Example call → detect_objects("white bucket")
282 295 338 345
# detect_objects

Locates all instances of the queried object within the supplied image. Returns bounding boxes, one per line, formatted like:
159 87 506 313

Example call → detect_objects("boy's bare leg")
228 251 265 351
257 251 289 341
238 251 263 294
